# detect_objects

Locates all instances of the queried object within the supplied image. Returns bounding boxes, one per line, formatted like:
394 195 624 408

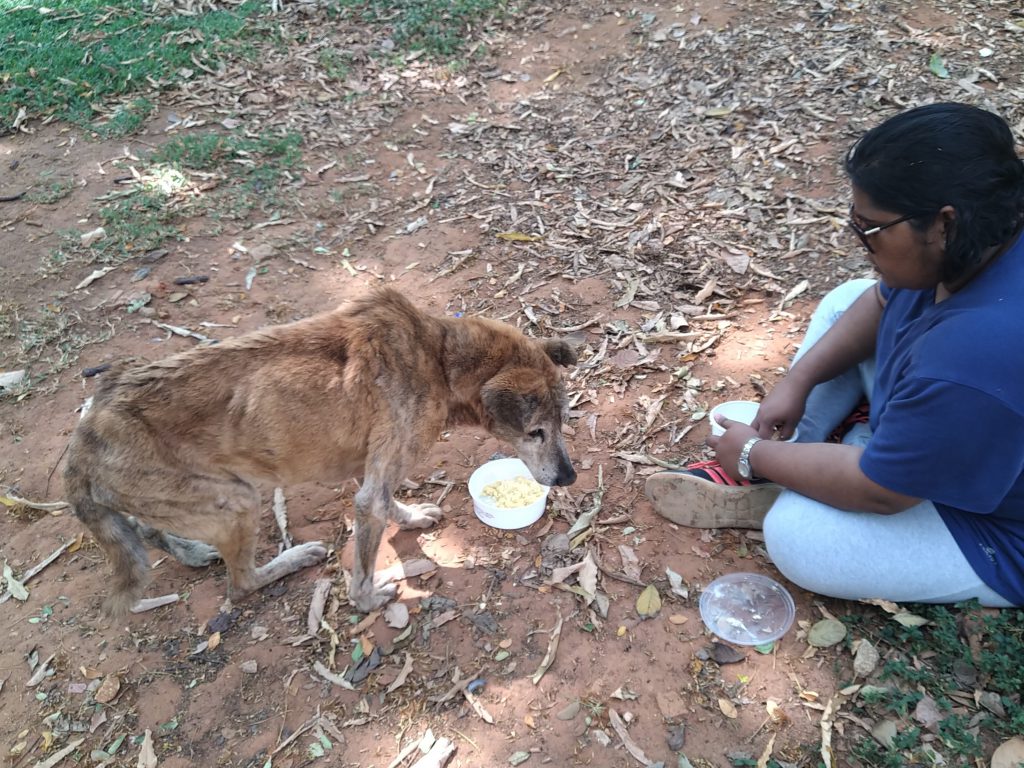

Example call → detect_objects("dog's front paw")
394 502 443 530
349 579 398 612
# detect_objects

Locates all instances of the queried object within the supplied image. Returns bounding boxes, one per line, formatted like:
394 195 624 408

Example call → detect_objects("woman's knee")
814 278 877 324
762 492 833 589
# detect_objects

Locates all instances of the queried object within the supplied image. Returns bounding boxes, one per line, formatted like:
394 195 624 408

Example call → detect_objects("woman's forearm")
749 439 920 514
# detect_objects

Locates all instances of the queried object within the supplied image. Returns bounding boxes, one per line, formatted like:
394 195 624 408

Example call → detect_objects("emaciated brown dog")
63 289 577 617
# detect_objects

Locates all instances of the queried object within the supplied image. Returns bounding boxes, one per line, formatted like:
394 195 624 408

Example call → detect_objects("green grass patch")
0 0 261 131
151 131 302 173
93 97 156 139
53 129 304 268
92 188 182 263
844 604 1024 766
153 130 303 222
24 177 75 204
328 0 509 57
10 303 113 387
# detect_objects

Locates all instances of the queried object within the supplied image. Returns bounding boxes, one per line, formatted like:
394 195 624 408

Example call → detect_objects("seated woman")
646 102 1024 608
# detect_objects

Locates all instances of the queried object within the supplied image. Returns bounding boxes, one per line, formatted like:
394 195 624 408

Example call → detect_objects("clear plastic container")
699 572 796 646
467 458 550 530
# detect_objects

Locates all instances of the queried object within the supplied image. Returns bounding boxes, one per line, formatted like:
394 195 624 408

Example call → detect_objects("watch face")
738 459 752 480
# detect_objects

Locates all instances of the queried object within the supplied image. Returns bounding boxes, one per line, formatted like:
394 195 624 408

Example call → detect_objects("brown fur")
63 289 577 616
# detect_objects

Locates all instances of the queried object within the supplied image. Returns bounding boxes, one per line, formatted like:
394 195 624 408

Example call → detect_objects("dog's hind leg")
78 501 151 618
390 500 442 530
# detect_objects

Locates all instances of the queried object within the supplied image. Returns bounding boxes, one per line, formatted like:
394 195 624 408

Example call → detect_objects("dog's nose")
555 462 577 486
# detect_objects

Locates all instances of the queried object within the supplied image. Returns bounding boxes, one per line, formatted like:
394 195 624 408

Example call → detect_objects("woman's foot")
645 460 781 530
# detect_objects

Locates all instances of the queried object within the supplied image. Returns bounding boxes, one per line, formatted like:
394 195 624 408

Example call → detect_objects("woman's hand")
752 374 814 441
707 417 760 480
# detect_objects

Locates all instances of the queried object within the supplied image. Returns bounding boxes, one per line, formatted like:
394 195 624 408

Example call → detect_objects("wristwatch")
737 437 763 480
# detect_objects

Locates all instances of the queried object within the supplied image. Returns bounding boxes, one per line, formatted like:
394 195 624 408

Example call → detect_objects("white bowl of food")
468 458 550 530
710 400 798 442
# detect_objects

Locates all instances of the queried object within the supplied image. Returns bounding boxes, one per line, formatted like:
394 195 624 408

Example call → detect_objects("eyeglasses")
847 206 917 254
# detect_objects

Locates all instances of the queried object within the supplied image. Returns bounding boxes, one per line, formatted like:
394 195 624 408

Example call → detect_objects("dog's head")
480 340 578 487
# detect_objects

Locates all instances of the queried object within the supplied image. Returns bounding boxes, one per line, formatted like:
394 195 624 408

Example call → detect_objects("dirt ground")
2 1 1023 767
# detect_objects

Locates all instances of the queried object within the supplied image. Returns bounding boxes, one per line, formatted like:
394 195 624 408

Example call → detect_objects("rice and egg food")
481 476 545 509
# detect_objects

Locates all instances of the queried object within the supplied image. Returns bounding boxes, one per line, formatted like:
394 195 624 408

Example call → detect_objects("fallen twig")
0 538 76 604
313 660 355 690
130 594 180 613
609 709 654 766
531 613 563 685
30 737 85 768
307 578 333 635
409 737 456 768
270 708 321 757
273 487 292 549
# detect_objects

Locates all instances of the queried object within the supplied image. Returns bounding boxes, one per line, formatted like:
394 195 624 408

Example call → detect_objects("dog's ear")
481 379 538 432
541 339 577 367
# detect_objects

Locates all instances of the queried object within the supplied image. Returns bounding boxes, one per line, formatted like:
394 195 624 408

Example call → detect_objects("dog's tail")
63 465 149 618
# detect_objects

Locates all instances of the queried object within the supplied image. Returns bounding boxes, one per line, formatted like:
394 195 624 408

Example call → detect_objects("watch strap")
738 436 763 479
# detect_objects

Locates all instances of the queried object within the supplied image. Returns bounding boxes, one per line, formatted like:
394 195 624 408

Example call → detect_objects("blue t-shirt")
861 230 1024 605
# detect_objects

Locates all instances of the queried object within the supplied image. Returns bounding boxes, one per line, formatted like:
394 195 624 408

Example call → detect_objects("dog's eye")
528 429 544 441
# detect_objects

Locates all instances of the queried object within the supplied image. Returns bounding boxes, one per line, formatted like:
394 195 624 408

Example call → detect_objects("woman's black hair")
845 102 1024 283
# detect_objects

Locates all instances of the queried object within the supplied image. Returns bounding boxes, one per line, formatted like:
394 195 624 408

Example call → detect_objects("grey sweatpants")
763 279 1013 607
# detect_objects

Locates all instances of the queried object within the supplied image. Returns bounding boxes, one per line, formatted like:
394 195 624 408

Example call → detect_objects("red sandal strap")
685 459 747 486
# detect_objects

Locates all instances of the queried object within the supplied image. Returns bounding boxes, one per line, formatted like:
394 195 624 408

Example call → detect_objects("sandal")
644 460 781 530
827 398 870 443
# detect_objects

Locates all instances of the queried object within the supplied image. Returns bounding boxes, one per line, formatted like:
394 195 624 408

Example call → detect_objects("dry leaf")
665 567 689 599
75 265 114 290
137 729 157 768
384 602 409 629
807 618 846 647
718 697 738 718
618 545 641 581
668 614 688 625
578 552 598 603
635 584 661 618
207 631 221 651
350 611 381 635
94 675 121 703
2 562 28 601
756 733 776 768
852 638 880 677
496 231 542 242
892 611 929 627
386 652 414 694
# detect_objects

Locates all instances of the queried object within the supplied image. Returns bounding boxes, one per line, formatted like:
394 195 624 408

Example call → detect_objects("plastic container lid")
467 457 550 530
699 572 796 646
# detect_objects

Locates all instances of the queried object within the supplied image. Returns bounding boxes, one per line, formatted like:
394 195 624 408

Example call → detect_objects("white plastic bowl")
709 400 760 436
710 400 798 442
468 458 550 530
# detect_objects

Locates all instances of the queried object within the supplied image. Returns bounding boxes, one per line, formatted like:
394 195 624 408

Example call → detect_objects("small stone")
852 638 880 677
667 723 686 752
241 660 258 674
656 691 688 720
591 728 611 747
556 700 581 721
